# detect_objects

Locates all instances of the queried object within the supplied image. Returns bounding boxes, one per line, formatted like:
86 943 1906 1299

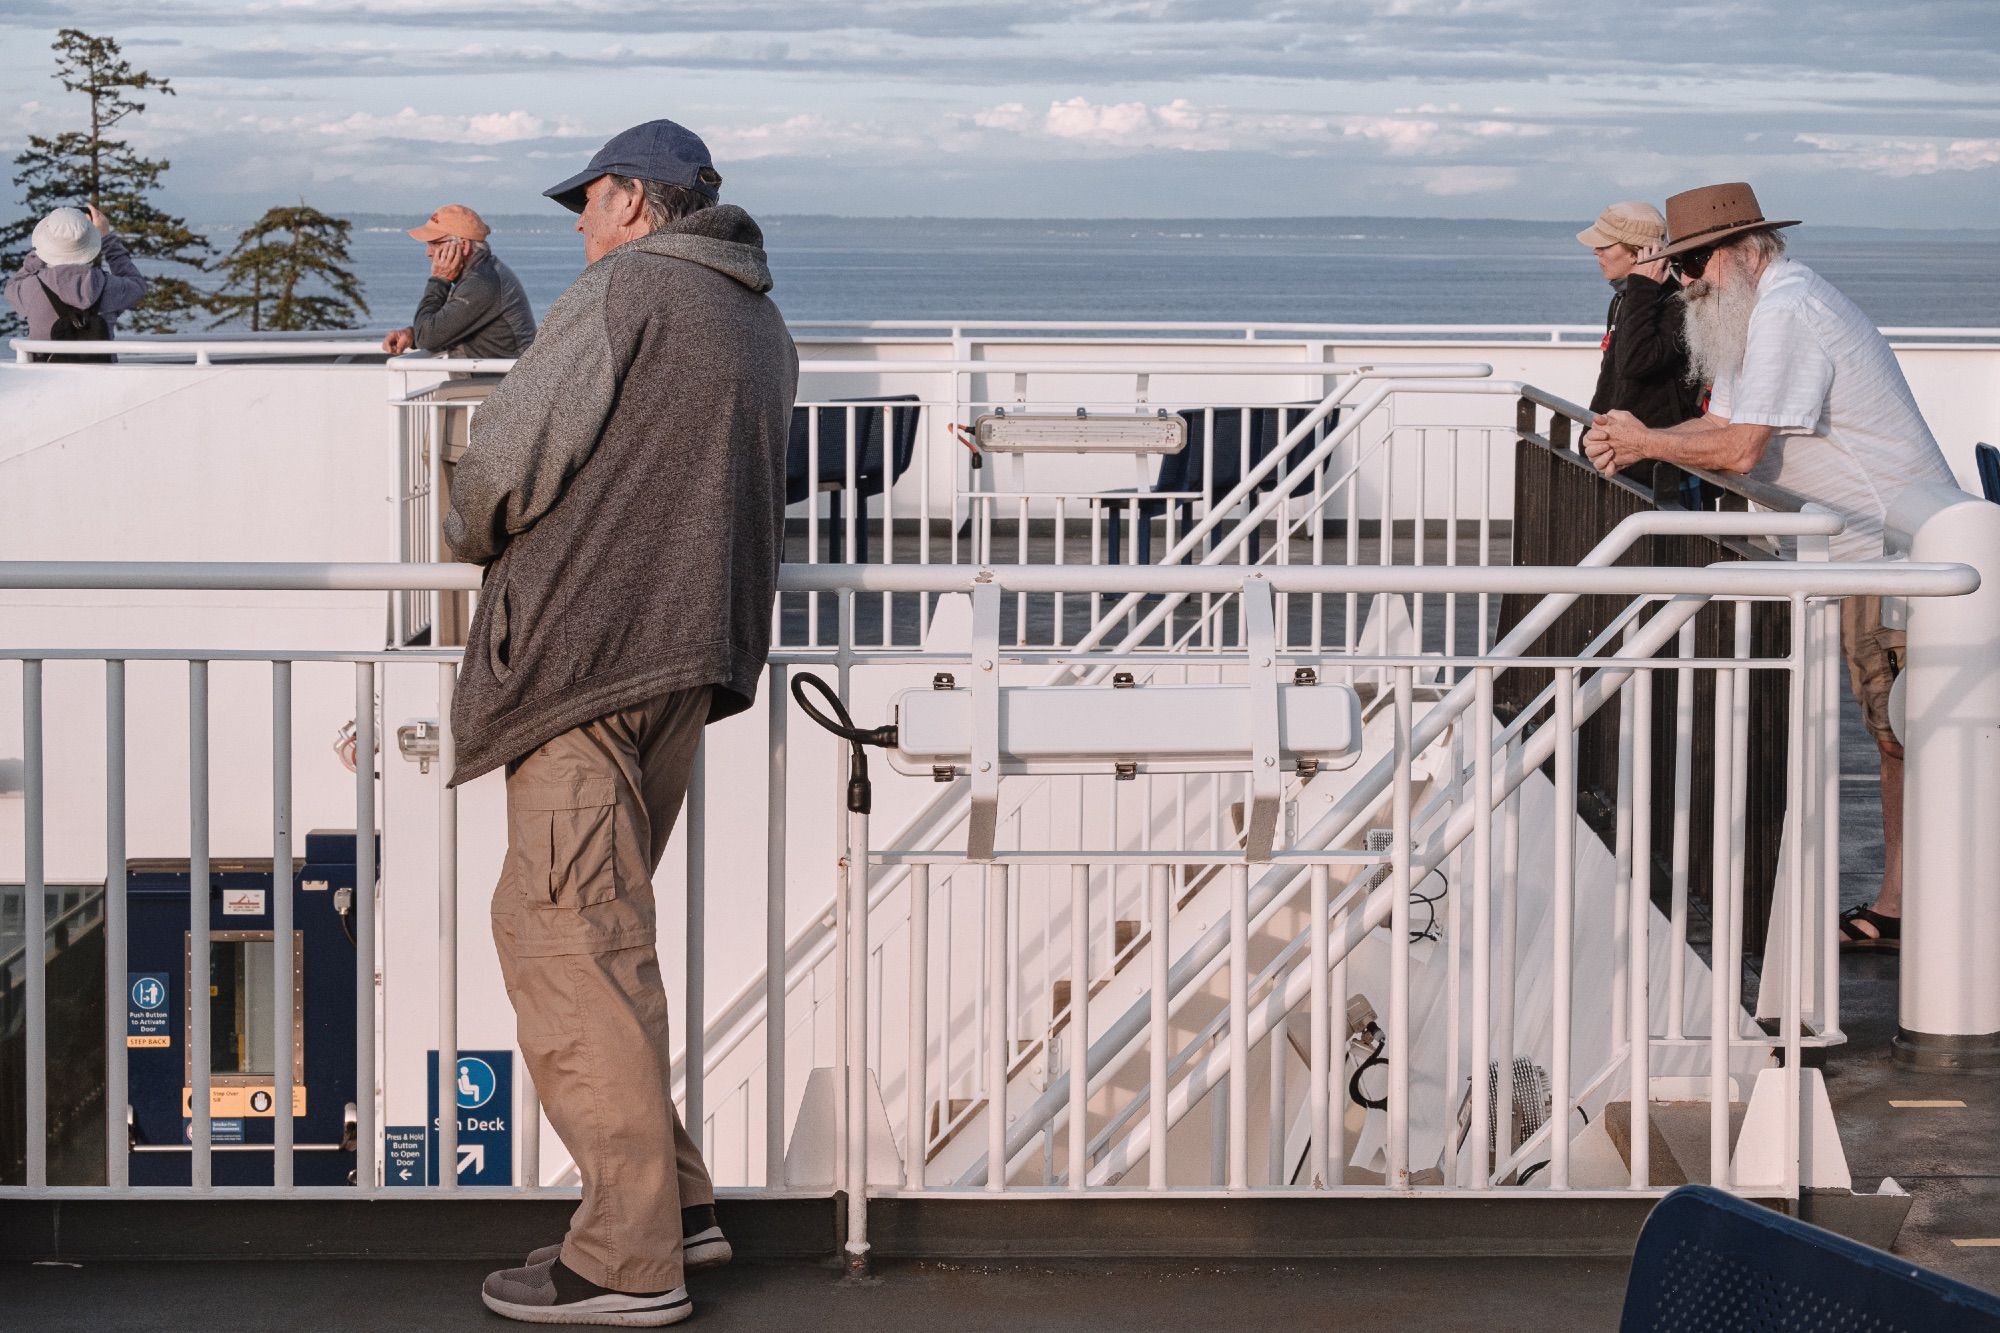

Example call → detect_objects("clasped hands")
1582 409 1648 478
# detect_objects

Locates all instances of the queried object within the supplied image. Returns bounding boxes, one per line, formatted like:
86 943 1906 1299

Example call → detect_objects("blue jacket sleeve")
92 235 149 316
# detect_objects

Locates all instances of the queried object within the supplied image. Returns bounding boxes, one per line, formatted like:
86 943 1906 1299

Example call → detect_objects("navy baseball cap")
542 118 720 214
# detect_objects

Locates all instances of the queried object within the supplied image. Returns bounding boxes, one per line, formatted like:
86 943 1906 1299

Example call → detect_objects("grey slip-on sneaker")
528 1227 732 1274
481 1257 692 1327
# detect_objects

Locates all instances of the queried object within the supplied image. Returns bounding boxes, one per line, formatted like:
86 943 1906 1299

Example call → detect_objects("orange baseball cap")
407 204 490 243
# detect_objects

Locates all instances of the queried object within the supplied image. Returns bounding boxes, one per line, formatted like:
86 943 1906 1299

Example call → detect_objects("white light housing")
889 680 1360 778
973 412 1186 454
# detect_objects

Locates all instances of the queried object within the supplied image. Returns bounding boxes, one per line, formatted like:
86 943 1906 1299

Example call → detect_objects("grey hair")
610 169 722 229
1726 228 1788 260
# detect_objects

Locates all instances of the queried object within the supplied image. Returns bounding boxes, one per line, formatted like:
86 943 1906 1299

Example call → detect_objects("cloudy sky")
2 1 1996 225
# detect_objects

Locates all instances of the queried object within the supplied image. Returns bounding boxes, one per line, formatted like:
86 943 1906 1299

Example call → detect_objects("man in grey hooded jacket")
448 120 798 1328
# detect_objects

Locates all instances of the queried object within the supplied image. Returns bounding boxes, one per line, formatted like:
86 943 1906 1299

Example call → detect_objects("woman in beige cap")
1579 201 1701 429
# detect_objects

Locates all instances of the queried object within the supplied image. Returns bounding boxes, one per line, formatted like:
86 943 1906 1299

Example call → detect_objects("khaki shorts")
1841 594 1904 760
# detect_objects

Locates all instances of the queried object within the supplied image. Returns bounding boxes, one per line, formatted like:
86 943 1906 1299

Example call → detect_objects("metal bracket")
967 581 1003 861
396 720 440 774
1242 576 1281 862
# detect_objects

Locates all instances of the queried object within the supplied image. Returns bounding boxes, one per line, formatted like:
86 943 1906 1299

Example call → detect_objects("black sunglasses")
1669 246 1715 281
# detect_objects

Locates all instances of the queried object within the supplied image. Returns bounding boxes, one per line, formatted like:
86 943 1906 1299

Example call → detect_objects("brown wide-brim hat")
1652 182 1800 260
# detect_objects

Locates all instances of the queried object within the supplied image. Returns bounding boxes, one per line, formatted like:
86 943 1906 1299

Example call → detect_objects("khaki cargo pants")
1841 594 1904 760
490 686 715 1293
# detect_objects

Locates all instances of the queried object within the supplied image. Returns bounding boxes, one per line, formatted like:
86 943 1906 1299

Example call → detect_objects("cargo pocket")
514 778 621 909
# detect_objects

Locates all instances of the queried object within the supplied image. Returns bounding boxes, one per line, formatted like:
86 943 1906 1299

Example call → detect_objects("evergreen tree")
2 29 213 334
208 204 369 332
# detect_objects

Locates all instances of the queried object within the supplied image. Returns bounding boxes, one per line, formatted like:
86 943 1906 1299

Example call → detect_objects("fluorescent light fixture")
973 412 1187 454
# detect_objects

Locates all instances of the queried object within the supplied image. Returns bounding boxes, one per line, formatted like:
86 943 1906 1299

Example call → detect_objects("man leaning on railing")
1583 180 1958 955
440 118 799 1327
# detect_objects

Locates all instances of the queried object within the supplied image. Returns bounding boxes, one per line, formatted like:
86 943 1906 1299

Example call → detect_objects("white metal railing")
387 374 1860 1199
389 362 1497 648
13 321 2000 364
0 555 1976 1226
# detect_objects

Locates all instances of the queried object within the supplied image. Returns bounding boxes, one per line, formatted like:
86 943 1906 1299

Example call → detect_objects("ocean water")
211 214 1997 334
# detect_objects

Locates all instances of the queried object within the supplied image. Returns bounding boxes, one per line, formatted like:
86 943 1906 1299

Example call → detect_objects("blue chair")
1975 442 2000 504
787 395 922 563
1620 1185 2000 1331
1102 404 1336 565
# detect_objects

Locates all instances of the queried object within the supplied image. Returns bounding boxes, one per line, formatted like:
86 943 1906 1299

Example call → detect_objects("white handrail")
0 557 1974 598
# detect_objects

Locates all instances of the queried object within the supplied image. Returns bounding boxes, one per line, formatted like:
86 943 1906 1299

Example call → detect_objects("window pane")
209 939 277 1077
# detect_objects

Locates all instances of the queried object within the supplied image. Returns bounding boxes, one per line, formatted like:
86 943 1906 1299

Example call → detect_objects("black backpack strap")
37 275 98 322
32 274 114 364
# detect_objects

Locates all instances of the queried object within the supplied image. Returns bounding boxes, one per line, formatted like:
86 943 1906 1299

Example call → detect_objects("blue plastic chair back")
1976 442 2000 504
786 395 921 505
1621 1186 2000 1332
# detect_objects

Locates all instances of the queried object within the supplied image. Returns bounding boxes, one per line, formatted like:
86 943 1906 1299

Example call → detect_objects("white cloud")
972 101 1033 132
1341 115 1444 155
1796 133 2000 176
1420 165 1520 195
972 98 1556 160
296 107 585 144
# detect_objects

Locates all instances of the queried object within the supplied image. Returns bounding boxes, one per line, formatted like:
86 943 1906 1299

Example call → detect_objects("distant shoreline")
201 213 2000 241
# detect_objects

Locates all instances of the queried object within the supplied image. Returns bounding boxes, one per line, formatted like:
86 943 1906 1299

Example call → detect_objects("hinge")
933 672 956 690
932 765 957 783
1293 666 1319 687
1112 671 1136 689
1296 756 1321 779
1115 761 1138 781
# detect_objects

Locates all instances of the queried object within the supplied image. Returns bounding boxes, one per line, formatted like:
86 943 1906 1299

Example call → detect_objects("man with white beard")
1583 181 1956 953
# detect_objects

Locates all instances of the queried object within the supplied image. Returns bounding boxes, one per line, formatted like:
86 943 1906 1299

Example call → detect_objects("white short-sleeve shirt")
1709 258 1954 561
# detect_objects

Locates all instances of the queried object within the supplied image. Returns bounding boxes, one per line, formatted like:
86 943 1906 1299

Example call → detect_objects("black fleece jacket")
1589 274 1703 428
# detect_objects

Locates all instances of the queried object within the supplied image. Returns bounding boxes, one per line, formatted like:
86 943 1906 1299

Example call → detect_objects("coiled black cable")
789 672 898 814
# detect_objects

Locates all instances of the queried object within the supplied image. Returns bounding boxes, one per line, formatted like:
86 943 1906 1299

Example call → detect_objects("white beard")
1680 272 1760 385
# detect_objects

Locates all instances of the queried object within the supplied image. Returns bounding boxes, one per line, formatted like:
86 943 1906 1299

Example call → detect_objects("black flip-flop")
1839 904 1901 951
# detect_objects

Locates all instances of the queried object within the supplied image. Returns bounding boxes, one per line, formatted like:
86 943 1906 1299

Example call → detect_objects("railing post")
1308 863 1331 1189
272 662 295 1189
104 660 129 1188
354 663 377 1190
766 667 789 1184
986 862 1009 1191
686 742 706 1149
1892 484 2000 1066
436 663 458 1191
1551 667 1575 1189
843 778 870 1274
1067 864 1089 1192
1388 666 1413 1188
907 864 930 1191
1629 658 1654 1189
22 661 46 1189
188 661 212 1189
